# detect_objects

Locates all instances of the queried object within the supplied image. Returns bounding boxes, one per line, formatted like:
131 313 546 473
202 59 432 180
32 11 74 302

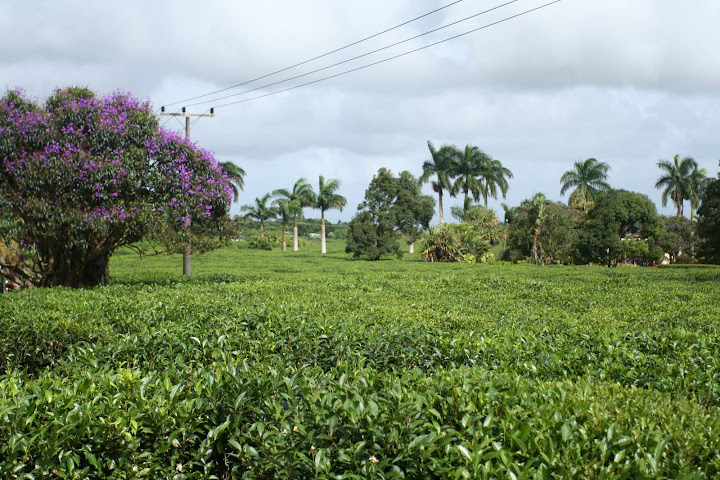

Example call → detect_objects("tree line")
2 87 719 288
415 142 717 266
239 176 346 254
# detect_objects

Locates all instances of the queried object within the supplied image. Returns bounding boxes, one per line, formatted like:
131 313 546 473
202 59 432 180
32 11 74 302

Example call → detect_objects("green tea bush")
1 247 719 477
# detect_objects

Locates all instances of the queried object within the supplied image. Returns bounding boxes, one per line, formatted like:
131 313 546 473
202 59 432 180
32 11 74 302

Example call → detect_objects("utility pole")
160 106 215 276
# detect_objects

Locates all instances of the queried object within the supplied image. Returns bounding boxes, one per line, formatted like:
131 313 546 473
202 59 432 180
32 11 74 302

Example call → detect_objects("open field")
2 240 720 478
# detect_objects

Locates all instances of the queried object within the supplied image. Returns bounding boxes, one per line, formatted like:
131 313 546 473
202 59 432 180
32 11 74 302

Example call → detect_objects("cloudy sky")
2 0 718 223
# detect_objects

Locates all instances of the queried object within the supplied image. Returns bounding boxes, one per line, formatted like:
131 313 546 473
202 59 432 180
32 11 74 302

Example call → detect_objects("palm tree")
272 198 293 251
655 154 700 217
419 140 455 223
217 161 246 203
273 178 316 251
477 156 513 208
240 193 277 238
520 193 551 264
450 145 485 203
559 158 611 211
687 166 709 219
315 175 347 254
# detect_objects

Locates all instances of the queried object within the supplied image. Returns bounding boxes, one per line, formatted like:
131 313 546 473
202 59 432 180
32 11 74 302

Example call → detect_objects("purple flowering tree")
0 87 233 288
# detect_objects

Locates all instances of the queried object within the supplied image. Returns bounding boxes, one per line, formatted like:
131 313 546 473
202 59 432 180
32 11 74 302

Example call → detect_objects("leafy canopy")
655 154 705 217
0 87 232 287
560 157 611 211
575 190 663 266
346 168 434 260
697 179 720 264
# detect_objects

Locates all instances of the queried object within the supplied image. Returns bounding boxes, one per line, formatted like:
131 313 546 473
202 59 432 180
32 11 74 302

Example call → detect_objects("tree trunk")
260 222 264 238
293 218 299 252
438 191 444 223
79 254 111 287
321 215 327 254
409 241 414 254
183 243 191 276
183 217 192 276
281 229 287 252
46 249 111 288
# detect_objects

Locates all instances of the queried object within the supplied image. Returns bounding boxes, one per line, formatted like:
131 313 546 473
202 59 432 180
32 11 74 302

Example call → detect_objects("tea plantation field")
1 241 720 478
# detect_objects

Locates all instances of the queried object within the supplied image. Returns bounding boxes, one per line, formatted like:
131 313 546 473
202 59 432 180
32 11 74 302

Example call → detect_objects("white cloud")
1 0 718 223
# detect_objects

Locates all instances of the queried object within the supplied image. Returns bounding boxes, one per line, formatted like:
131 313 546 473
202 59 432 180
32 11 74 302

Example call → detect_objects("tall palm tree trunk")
293 218 299 252
281 229 287 252
438 191 444 223
321 214 327 254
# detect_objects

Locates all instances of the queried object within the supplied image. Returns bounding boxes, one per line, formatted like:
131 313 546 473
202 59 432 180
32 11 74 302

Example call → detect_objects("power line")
161 1 466 109
212 0 563 110
184 0 517 109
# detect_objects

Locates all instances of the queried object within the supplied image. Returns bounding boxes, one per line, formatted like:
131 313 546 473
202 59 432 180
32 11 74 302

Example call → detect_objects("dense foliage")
575 190 664 266
697 178 720 263
420 222 490 263
1 245 719 478
346 168 434 260
0 88 232 288
655 154 706 218
660 216 699 263
505 196 580 264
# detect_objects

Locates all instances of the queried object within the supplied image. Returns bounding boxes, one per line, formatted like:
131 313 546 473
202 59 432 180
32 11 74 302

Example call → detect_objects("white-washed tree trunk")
438 192 444 223
321 218 327 254
293 218 299 252
409 241 414 254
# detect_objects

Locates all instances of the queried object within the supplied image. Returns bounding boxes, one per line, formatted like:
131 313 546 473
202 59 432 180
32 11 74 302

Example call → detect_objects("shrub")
247 237 273 250
420 223 490 263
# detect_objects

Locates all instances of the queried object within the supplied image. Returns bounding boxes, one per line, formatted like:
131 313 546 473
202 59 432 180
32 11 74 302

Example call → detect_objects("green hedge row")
2 363 719 478
1 261 719 477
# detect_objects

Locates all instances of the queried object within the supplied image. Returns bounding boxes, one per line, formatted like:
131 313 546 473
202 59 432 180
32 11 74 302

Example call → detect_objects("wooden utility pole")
160 106 215 276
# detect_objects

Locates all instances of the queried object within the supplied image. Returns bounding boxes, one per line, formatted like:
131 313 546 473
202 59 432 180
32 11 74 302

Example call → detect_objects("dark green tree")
395 171 435 253
659 216 698 263
697 179 720 264
505 194 573 264
346 168 434 260
575 190 664 266
537 203 582 264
